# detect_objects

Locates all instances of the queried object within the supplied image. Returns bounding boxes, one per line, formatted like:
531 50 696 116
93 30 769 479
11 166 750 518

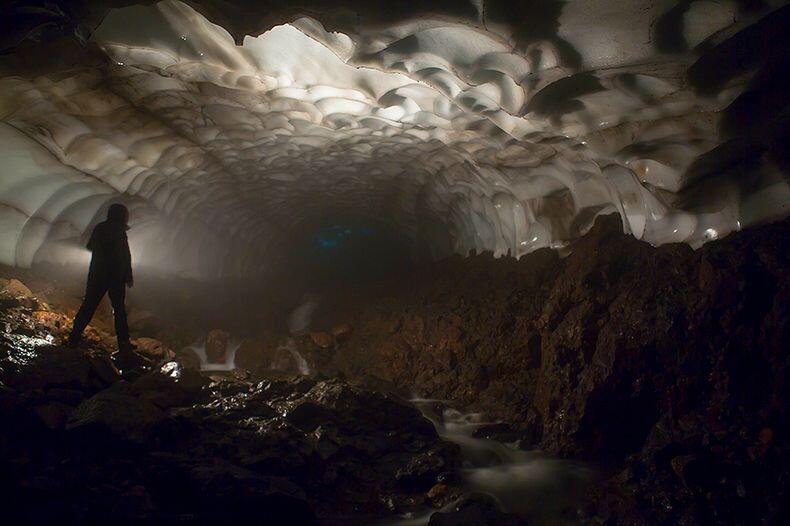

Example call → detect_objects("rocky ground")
0 214 787 525
0 284 463 524
332 215 789 525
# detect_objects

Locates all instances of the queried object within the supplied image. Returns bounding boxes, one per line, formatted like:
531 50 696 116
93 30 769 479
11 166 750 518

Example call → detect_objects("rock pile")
336 215 789 525
0 281 460 523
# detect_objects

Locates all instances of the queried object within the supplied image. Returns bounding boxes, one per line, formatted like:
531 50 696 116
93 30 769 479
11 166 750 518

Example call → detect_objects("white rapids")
385 399 594 525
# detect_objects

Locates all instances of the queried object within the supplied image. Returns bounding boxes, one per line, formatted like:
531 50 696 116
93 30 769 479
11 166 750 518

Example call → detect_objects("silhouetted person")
68 203 135 352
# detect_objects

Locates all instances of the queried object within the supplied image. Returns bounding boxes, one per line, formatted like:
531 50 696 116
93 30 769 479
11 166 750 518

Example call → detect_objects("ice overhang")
0 0 787 278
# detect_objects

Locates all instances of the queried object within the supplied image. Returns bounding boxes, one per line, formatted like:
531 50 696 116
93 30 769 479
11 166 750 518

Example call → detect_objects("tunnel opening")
286 218 417 286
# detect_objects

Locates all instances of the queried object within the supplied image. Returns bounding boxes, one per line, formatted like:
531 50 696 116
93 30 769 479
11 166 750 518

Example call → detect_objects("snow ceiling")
0 0 788 278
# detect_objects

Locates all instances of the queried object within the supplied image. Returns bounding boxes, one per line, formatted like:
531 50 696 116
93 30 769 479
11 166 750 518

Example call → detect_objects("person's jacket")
86 220 133 284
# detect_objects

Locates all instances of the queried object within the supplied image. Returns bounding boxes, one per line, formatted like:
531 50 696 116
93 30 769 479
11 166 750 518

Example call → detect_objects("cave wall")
338 215 787 453
334 213 788 523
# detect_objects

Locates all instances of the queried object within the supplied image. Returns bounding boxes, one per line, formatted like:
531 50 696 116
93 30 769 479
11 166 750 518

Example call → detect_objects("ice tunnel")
0 0 788 279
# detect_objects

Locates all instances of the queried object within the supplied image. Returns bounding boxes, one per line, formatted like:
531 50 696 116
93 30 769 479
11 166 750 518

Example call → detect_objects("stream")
384 398 594 525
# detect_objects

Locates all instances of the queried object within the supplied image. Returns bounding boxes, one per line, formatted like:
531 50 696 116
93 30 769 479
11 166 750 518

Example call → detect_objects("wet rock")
758 427 774 444
427 483 449 507
206 370 248 383
428 493 524 526
205 329 229 362
473 422 519 442
0 278 33 298
436 471 463 486
234 339 273 369
4 346 112 393
331 323 353 344
309 331 334 349
129 369 208 409
396 447 454 487
88 354 121 384
34 401 74 429
312 425 340 459
174 347 201 370
284 400 334 431
186 462 316 524
270 346 296 372
31 310 70 334
127 308 158 333
46 387 84 405
301 341 336 374
670 454 697 485
270 341 312 375
131 338 174 363
112 349 153 375
67 383 172 444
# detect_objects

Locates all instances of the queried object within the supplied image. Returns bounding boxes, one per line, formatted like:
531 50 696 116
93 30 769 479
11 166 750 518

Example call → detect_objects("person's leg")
68 281 106 346
107 281 131 348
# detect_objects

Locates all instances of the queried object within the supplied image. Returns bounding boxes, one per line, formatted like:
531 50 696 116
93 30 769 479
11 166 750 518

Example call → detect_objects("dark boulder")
67 383 173 445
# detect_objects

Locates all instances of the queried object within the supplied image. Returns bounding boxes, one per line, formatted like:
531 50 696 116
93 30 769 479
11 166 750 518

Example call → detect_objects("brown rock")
270 347 294 372
133 338 174 362
35 402 74 429
131 368 208 409
235 340 273 369
330 323 353 344
31 310 70 333
0 278 33 297
758 427 774 444
310 332 334 349
127 308 157 331
175 348 202 370
670 454 696 484
88 355 122 384
747 445 765 461
205 329 230 362
427 483 449 508
46 388 84 405
67 385 171 444
428 493 522 526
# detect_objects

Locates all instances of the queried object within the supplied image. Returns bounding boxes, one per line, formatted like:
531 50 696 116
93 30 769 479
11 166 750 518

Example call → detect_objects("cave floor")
0 284 589 525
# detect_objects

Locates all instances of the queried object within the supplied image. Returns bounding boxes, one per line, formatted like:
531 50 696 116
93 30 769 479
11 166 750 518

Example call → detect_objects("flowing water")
384 398 594 525
184 294 318 374
181 293 591 525
186 339 240 371
288 293 319 334
275 294 320 375
276 336 311 375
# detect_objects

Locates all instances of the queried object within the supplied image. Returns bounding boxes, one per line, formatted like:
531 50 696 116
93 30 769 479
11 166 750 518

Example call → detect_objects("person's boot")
114 340 149 372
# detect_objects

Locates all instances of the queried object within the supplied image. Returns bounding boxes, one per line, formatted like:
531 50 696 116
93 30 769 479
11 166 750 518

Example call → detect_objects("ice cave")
0 0 787 524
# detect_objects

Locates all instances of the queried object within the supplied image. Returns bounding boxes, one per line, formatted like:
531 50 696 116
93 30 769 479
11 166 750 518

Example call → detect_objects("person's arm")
86 225 99 251
122 232 133 287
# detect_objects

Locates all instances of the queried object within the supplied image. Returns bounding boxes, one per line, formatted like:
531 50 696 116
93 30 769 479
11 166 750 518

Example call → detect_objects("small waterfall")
271 293 320 375
187 340 240 371
277 337 311 376
288 293 319 334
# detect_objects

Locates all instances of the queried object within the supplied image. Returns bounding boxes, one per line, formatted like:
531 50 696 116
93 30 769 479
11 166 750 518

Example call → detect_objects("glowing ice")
0 0 786 277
